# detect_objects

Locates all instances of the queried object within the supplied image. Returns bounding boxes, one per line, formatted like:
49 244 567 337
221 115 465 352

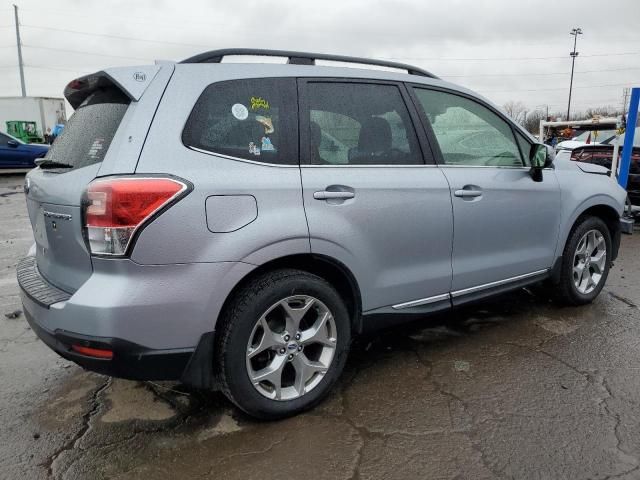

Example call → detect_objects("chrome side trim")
392 293 450 310
439 165 529 170
301 164 439 168
451 269 548 298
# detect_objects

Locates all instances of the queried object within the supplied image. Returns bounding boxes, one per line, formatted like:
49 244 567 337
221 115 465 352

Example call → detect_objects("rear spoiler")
64 65 165 109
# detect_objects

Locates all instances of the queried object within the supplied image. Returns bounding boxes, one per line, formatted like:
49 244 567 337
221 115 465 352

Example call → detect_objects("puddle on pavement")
36 287 595 479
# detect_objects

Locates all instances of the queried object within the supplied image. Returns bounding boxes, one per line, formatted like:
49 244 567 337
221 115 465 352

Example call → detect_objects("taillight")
82 177 187 256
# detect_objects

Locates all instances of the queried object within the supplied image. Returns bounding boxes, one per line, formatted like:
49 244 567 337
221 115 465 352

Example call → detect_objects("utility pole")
13 4 26 97
566 27 583 121
623 87 630 118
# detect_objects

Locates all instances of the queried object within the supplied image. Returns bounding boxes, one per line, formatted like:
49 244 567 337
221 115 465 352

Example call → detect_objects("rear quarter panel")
132 65 310 266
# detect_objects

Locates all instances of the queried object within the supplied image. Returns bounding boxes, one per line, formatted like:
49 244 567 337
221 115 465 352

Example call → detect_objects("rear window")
182 78 298 165
44 87 129 170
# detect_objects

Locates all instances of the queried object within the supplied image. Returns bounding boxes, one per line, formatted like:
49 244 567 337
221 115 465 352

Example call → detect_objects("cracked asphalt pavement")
3 172 640 479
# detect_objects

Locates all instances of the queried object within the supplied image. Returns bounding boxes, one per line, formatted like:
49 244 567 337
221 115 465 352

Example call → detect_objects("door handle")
313 191 355 200
454 189 483 198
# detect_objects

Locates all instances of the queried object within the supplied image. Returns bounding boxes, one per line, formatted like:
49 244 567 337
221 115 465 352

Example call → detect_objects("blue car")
0 131 49 170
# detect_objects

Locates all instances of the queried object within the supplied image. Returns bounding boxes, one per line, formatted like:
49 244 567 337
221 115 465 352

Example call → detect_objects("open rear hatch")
25 74 132 293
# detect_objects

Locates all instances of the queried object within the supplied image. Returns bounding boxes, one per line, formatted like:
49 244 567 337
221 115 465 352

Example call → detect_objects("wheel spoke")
586 231 597 255
575 238 587 257
591 250 606 274
291 353 328 396
248 316 284 359
573 261 585 281
300 311 336 347
280 296 315 334
250 354 287 399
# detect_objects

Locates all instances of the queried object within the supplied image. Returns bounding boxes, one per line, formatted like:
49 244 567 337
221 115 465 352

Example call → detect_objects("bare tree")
584 106 622 119
503 100 527 124
523 109 545 134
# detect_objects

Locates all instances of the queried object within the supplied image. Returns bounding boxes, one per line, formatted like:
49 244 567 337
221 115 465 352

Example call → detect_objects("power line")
23 44 153 61
24 64 92 73
442 66 640 78
19 6 225 30
478 82 634 93
16 24 640 62
386 52 640 61
21 24 209 48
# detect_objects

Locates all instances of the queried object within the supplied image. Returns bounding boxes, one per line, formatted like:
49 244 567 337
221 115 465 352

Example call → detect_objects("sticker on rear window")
261 136 275 151
256 115 274 134
250 96 269 111
249 142 261 156
231 103 249 120
87 138 105 160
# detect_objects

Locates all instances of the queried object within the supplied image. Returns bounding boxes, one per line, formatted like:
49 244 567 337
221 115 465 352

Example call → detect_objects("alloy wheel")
573 229 607 294
245 295 337 401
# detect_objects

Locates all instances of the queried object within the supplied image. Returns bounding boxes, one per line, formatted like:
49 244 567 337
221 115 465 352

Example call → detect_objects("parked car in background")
556 129 617 152
18 49 633 419
0 131 48 170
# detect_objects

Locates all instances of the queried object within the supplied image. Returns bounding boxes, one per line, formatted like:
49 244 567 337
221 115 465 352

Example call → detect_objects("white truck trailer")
0 96 67 136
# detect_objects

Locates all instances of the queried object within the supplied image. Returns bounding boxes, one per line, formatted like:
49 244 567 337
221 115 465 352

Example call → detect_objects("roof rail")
180 48 439 79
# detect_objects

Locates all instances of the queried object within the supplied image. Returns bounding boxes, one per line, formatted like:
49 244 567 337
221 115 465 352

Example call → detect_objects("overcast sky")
1 0 639 116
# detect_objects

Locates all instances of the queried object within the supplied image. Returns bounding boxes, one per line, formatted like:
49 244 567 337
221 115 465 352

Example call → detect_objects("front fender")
555 193 624 260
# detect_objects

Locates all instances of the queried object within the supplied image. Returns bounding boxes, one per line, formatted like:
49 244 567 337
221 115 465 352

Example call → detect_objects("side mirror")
529 144 550 182
7 140 19 148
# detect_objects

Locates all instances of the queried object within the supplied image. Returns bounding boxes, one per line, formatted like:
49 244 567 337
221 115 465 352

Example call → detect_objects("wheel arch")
219 253 363 335
562 200 622 261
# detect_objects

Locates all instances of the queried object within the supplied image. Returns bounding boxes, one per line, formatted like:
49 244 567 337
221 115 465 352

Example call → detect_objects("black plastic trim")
361 297 451 334
24 309 204 382
17 256 71 308
179 48 439 79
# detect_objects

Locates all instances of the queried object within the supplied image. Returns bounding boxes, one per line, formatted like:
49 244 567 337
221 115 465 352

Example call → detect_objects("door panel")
442 167 561 291
0 133 21 168
298 79 453 312
302 166 454 311
411 86 562 292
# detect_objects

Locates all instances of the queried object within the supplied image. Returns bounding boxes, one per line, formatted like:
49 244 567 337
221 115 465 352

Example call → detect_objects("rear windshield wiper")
36 159 73 169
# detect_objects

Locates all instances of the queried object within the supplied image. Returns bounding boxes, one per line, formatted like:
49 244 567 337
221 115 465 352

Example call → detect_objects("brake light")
83 177 187 256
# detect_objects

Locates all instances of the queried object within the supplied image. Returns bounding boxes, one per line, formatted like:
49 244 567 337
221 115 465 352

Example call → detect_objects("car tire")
216 268 351 420
555 216 612 306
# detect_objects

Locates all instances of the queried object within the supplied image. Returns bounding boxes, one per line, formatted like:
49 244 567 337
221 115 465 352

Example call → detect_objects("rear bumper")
17 254 255 386
23 307 194 381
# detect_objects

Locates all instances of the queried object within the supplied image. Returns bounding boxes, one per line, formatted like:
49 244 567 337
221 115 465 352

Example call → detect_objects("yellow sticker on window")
250 96 270 111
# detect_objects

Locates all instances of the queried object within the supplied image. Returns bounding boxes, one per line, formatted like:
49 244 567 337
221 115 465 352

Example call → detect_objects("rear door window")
182 78 298 165
302 82 423 165
44 87 129 170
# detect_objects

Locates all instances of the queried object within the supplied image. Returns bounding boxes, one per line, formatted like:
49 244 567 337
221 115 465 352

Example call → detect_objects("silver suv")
18 49 632 419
